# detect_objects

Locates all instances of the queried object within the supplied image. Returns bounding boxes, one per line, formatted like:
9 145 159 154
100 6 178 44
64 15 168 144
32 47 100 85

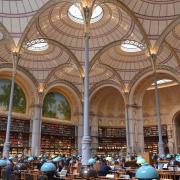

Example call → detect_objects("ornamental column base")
81 136 91 166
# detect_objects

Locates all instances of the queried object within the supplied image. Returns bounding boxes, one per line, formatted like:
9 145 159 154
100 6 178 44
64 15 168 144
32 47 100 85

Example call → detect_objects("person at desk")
97 159 111 176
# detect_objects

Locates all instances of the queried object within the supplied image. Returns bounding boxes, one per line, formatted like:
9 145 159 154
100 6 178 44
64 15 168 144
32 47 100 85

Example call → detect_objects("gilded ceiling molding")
155 15 180 52
89 79 126 102
96 0 151 52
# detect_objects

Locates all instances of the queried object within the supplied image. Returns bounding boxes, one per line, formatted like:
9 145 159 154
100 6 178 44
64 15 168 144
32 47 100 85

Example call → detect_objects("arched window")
42 92 71 120
0 79 26 113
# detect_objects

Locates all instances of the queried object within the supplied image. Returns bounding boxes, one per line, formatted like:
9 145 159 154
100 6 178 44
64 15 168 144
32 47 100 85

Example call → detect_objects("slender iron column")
81 30 91 166
154 77 165 155
3 52 20 158
125 94 131 155
151 54 165 155
81 4 92 166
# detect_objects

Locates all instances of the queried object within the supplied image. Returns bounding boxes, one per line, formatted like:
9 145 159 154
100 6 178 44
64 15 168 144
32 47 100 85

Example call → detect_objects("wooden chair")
159 171 173 180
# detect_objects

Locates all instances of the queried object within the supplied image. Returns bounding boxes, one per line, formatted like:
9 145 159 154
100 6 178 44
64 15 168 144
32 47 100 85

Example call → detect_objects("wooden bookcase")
41 122 76 155
98 127 126 155
0 115 30 156
98 125 168 154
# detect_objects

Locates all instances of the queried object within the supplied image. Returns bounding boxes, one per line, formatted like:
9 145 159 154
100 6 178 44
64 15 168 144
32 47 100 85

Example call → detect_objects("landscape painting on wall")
0 79 26 113
43 92 71 120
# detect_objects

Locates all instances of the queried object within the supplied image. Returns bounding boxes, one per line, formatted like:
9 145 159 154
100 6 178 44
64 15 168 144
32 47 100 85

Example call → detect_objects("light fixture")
25 39 48 52
121 40 146 53
68 4 103 24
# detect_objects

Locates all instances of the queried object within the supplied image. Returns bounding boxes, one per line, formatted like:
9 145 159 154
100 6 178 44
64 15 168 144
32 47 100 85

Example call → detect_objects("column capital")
30 103 43 109
126 104 142 109
12 52 21 67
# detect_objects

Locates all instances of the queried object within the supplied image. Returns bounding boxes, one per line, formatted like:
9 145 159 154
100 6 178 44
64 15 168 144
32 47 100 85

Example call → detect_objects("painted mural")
0 79 26 113
42 92 71 120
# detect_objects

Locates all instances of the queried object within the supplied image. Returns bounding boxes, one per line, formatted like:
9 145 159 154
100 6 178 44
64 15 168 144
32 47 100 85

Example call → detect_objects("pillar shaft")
154 79 165 155
81 32 91 166
125 104 144 155
31 104 42 156
3 53 19 158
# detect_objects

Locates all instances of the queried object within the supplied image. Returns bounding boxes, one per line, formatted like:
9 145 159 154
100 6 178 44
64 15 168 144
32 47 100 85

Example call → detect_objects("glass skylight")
152 79 172 85
25 39 48 52
68 4 103 24
121 40 146 53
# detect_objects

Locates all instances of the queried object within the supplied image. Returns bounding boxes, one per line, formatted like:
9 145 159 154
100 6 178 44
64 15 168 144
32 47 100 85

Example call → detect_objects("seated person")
97 159 111 176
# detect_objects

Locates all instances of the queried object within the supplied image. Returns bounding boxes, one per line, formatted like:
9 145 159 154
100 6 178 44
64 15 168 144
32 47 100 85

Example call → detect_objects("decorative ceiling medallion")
0 32 3 41
68 4 103 24
121 40 146 53
25 39 48 52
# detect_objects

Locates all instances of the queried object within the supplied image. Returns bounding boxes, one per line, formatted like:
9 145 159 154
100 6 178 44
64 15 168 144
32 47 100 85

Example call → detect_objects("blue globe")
40 162 56 172
52 156 61 162
0 159 7 167
136 163 159 179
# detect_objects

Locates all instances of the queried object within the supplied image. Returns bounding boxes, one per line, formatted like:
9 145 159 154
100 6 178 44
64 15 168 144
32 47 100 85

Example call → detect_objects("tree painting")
42 92 71 120
0 79 26 113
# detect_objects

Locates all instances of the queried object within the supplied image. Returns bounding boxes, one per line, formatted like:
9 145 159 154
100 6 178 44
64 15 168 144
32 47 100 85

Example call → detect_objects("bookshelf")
0 115 30 156
98 125 168 154
144 125 168 153
98 127 126 154
41 122 76 155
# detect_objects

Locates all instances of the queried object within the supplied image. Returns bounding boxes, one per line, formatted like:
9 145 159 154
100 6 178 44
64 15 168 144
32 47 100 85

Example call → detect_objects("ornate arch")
0 64 39 117
129 65 180 105
89 79 125 103
44 79 82 113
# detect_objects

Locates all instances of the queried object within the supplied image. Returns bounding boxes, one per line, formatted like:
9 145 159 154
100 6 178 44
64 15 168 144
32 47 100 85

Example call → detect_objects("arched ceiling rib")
0 0 49 42
121 0 180 39
0 0 179 91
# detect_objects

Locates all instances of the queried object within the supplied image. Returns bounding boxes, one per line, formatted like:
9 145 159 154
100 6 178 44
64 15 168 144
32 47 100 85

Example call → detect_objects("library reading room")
0 0 180 179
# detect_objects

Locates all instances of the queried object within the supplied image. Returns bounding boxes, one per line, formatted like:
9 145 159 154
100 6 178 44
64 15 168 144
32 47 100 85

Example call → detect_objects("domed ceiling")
0 0 179 94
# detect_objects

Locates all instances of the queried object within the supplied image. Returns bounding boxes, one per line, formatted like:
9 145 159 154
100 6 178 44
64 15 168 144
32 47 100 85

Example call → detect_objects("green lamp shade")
28 156 34 161
105 156 112 162
0 159 7 167
53 156 61 162
136 164 159 179
40 162 56 172
166 154 171 159
88 158 96 165
137 157 146 165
